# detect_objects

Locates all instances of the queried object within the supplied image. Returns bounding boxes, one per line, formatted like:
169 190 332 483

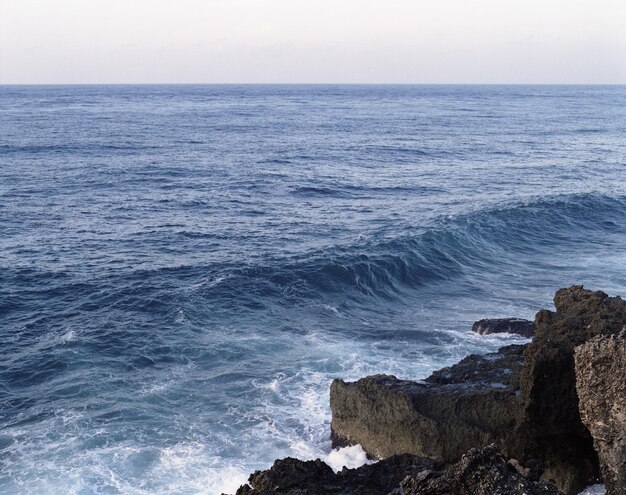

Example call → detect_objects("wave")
290 184 443 198
195 193 626 304
0 143 160 154
5 192 623 330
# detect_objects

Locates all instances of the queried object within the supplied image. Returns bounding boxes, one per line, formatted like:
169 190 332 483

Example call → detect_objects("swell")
193 192 626 305
3 193 624 331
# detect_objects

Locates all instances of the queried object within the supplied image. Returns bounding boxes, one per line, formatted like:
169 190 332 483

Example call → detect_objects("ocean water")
1 84 625 494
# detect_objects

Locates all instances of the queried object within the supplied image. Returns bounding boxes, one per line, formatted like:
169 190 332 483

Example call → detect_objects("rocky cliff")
575 330 626 495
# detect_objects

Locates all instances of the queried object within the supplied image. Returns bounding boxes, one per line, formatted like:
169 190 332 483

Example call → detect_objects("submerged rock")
575 331 626 495
472 318 535 338
331 286 626 494
234 453 438 495
401 444 563 495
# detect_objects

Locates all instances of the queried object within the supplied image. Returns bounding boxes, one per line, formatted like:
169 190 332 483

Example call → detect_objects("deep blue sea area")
1 85 625 494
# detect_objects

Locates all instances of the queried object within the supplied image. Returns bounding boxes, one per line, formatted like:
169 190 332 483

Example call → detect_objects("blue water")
1 85 625 494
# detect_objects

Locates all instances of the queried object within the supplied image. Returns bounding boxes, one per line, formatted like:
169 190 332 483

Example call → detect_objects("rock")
401 444 563 495
472 318 535 338
234 453 438 495
520 286 626 438
335 453 438 494
331 286 626 494
575 330 626 495
236 457 334 494
331 344 525 462
516 286 626 491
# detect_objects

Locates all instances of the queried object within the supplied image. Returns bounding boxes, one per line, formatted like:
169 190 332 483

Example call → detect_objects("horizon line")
2 82 626 87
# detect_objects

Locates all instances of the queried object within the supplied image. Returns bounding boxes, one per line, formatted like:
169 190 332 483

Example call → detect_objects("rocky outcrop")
234 453 438 495
515 286 626 491
233 446 563 495
234 286 626 495
472 318 535 338
575 331 626 495
520 286 626 439
331 286 626 494
331 344 525 461
401 444 563 495
330 343 595 492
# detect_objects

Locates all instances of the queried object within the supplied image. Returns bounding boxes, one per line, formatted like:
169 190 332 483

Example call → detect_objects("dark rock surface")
401 444 563 495
516 286 626 491
234 453 438 495
331 345 525 462
472 318 535 338
331 286 626 494
520 286 626 438
575 330 626 495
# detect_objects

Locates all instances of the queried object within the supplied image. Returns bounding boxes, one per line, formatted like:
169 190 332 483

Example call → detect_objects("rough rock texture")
331 345 525 462
472 318 535 338
520 286 626 438
331 286 626 494
234 454 438 495
517 286 626 491
575 331 626 495
401 444 563 495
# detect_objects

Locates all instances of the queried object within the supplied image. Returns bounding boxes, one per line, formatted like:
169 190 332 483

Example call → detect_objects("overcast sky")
1 0 625 84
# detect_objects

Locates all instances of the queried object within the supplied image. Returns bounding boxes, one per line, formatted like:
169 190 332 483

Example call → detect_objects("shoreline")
231 286 626 495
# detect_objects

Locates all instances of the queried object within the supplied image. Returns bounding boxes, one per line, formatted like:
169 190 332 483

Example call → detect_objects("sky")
1 0 625 84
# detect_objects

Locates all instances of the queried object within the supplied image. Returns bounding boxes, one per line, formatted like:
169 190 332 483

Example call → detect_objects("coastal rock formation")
512 286 626 491
233 446 562 495
331 286 626 494
575 331 626 495
401 444 563 495
519 286 626 439
472 318 535 338
236 286 626 495
234 453 438 495
331 344 525 461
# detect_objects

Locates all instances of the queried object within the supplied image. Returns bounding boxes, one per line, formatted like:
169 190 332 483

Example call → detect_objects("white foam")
2 320 537 494
59 329 76 343
251 374 286 393
321 304 347 318
489 382 508 389
203 275 226 289
174 309 186 323
325 444 373 472
155 443 249 495
578 485 606 495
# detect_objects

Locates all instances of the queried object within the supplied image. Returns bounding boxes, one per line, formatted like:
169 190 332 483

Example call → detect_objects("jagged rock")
400 444 563 495
472 318 535 338
330 344 525 462
516 286 626 491
234 453 438 495
236 458 334 494
575 331 626 495
520 286 626 438
331 286 626 494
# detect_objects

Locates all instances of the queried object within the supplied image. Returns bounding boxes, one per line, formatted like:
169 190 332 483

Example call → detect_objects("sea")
1 85 625 494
